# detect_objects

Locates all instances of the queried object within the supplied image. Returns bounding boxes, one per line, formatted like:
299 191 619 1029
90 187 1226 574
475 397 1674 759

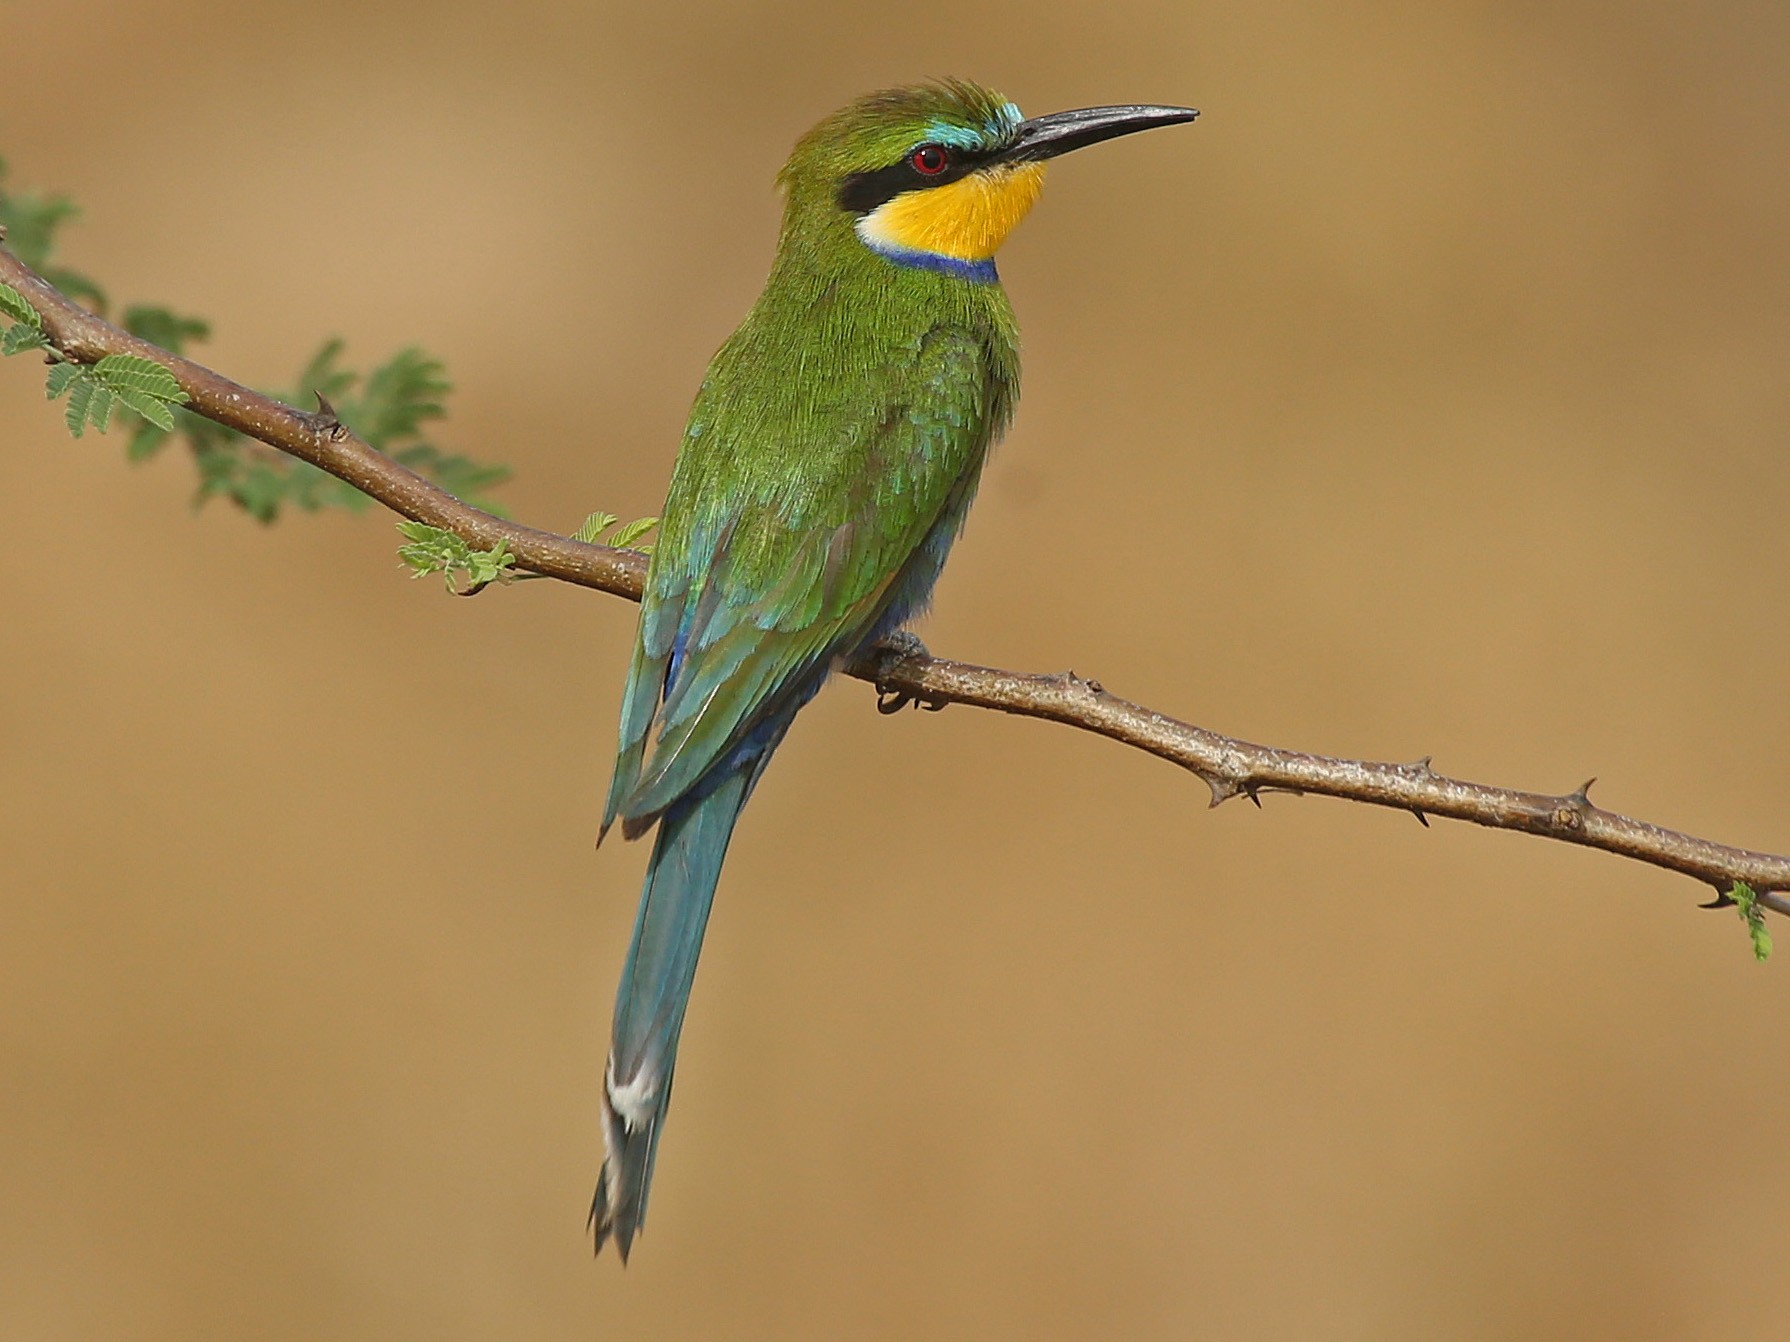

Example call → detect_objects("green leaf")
464 539 514 588
606 516 659 551
3 154 513 522
355 347 449 447
197 340 509 521
570 511 658 552
0 281 42 330
572 511 618 543
58 373 116 437
0 162 103 312
288 338 354 408
190 438 244 504
395 521 515 592
92 352 185 403
88 383 116 433
45 355 179 437
1 323 46 356
1730 882 1773 962
234 460 288 523
111 384 178 431
76 354 187 434
0 188 79 270
45 362 82 398
122 305 211 355
64 374 96 436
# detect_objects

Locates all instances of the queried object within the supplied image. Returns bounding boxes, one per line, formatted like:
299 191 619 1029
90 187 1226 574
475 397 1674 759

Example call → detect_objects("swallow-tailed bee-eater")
592 79 1197 1258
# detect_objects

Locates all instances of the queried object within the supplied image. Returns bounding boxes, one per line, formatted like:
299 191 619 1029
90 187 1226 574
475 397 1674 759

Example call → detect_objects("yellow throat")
856 162 1049 263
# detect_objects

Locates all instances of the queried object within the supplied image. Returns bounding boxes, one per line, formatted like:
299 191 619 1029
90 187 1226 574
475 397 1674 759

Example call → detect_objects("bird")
591 79 1197 1259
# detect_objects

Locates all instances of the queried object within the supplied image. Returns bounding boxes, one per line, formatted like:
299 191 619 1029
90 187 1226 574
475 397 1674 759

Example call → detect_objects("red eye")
911 145 950 175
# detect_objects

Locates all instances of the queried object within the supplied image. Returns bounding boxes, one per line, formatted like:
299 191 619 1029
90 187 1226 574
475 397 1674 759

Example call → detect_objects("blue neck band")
867 242 999 284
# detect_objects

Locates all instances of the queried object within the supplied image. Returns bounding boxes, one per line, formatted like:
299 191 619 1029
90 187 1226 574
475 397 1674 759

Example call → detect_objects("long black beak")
998 104 1199 164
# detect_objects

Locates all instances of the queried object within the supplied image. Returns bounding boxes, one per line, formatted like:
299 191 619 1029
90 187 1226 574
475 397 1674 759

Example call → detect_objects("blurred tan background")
3 1 1788 1337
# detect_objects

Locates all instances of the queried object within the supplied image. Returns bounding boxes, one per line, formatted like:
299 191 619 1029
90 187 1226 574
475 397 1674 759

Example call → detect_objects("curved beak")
997 104 1199 164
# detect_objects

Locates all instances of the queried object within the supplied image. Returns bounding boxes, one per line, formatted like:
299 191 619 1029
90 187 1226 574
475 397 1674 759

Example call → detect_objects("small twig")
5 244 1785 916
0 250 645 599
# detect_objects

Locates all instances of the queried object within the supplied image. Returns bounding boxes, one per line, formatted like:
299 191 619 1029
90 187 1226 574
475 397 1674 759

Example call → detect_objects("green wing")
604 323 1003 836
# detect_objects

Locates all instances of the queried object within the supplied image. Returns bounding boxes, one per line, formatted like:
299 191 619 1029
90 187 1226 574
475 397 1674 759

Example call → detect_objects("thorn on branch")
1405 754 1433 774
1411 809 1430 828
1204 776 1240 808
1700 887 1736 910
311 391 346 441
1055 669 1106 698
1551 778 1597 831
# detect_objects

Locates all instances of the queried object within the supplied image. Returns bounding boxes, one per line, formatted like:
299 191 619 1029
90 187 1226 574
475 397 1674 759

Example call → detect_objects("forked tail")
590 767 752 1260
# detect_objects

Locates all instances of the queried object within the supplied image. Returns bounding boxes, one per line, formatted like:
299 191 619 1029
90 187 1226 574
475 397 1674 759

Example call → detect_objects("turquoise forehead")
777 83 1028 186
924 101 1023 150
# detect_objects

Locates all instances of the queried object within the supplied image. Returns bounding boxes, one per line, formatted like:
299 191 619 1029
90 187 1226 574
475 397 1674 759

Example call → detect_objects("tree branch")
5 244 1785 918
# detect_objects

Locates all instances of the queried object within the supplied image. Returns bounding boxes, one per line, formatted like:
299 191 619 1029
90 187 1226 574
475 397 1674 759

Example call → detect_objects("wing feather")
607 324 1000 831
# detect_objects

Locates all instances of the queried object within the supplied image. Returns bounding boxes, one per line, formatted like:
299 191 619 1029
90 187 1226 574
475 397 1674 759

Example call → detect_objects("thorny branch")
4 244 1785 918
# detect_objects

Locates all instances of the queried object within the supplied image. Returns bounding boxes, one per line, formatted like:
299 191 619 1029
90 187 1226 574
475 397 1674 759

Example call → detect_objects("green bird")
593 79 1197 1259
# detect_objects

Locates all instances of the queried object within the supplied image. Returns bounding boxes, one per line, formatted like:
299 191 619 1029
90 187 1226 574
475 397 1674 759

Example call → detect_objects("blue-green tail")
590 766 752 1260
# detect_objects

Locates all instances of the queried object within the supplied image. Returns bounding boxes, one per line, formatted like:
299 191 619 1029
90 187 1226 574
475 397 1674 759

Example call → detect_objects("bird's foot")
870 631 947 714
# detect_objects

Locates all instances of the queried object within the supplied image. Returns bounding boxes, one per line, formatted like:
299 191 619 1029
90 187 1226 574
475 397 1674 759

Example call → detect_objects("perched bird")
592 79 1197 1259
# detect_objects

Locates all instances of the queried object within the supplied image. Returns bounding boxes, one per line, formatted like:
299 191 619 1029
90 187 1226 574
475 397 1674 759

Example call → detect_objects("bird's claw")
872 631 946 714
876 687 947 714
